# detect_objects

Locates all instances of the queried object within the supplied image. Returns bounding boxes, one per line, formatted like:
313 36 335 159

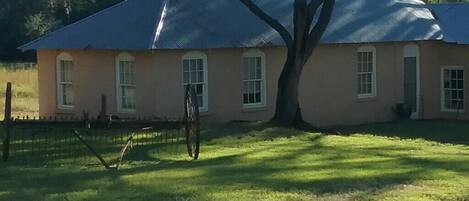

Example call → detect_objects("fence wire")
2 124 186 164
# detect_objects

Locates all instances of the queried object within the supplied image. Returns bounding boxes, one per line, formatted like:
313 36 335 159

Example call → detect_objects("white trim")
115 52 137 114
242 49 267 109
56 52 74 110
182 51 209 112
440 66 465 113
357 45 377 99
403 43 421 119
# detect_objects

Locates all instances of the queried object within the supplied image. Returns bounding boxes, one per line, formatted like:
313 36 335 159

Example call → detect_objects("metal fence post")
3 82 12 161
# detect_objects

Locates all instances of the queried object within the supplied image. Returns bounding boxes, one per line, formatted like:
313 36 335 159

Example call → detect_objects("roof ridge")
149 0 170 49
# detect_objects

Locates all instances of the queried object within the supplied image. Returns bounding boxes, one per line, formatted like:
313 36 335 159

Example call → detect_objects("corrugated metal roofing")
20 0 444 51
428 4 469 45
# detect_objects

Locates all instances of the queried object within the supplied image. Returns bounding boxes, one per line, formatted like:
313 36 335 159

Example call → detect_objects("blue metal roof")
428 4 469 45
20 0 444 51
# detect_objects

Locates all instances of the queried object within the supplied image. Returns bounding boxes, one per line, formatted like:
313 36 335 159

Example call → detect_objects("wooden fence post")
3 82 12 162
100 94 111 128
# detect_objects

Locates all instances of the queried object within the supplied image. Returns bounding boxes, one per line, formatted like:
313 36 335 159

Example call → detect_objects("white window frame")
115 52 137 113
242 49 267 109
357 45 377 99
56 52 74 110
441 66 465 113
182 51 209 113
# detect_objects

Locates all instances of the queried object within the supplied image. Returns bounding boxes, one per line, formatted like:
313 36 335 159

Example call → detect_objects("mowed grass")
1 121 469 201
0 68 38 117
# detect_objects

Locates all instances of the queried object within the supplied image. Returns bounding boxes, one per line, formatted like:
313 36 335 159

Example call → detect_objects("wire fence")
3 123 186 164
1 83 201 167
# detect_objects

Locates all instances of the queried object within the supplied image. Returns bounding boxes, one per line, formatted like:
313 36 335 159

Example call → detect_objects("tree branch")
293 0 309 61
304 0 335 62
239 0 293 48
306 0 325 25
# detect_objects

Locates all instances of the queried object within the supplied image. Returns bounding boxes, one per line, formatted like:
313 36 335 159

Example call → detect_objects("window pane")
255 57 262 79
197 59 204 71
444 80 450 89
190 59 197 72
443 69 465 110
243 82 249 94
118 60 136 110
457 70 464 79
255 92 261 103
357 51 374 96
120 61 135 85
60 61 73 82
63 84 74 105
183 57 206 110
458 80 464 89
243 94 249 104
197 95 203 107
243 55 265 105
243 58 250 80
183 60 190 72
190 71 197 83
121 86 136 110
183 72 190 84
196 84 203 95
198 71 204 82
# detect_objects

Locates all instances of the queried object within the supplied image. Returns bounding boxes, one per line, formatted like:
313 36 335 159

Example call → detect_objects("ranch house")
20 0 469 127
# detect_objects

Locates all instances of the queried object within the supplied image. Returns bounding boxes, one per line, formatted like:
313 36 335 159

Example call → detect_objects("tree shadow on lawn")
1 127 469 200
337 120 469 145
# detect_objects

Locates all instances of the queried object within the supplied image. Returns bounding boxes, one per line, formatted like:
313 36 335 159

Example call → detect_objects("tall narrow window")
242 50 266 108
56 52 74 109
183 51 208 112
442 66 465 112
357 45 377 98
116 53 136 113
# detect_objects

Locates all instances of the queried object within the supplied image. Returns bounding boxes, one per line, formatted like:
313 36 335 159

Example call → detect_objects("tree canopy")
0 0 122 62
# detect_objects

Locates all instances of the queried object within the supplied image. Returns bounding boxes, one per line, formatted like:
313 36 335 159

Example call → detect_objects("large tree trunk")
239 0 335 127
271 53 305 126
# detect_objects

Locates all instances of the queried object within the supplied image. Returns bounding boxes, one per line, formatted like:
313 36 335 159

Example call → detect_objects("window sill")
356 96 378 103
56 111 75 116
242 106 268 113
57 105 74 110
57 106 75 115
441 109 465 113
117 109 137 115
199 111 211 117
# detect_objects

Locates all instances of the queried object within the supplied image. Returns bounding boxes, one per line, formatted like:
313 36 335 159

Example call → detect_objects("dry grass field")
0 67 38 117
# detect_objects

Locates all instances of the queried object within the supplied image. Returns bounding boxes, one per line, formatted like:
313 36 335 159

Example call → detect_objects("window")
441 66 465 112
357 45 377 98
183 51 208 112
116 53 136 113
56 52 74 109
242 50 266 108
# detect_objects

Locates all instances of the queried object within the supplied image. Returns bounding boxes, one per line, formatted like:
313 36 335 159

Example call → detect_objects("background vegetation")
0 66 38 117
0 0 122 62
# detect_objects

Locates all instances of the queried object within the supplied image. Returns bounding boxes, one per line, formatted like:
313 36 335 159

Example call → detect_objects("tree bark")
272 52 304 126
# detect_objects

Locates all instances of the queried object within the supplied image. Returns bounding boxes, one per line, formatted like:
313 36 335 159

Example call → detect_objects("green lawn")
1 121 469 201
